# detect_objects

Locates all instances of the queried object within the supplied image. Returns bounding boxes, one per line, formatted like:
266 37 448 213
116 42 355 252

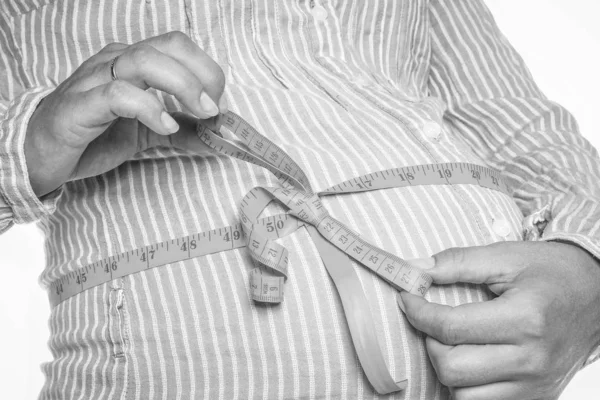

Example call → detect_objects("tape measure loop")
48 111 511 394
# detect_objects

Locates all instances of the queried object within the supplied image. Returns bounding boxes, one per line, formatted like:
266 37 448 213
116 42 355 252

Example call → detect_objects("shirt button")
312 5 328 21
422 121 442 140
492 218 511 237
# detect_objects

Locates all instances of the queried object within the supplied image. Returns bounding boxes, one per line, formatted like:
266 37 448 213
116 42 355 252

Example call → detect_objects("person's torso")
3 1 525 399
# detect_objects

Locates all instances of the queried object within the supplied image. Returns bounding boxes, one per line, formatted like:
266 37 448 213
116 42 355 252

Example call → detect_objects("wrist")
24 107 79 197
547 241 600 362
547 239 600 267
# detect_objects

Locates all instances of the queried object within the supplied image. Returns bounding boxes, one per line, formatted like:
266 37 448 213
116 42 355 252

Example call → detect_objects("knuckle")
523 308 547 339
521 350 549 378
440 315 459 345
104 80 128 100
164 30 192 48
197 60 225 93
513 303 532 325
450 247 466 266
443 247 466 267
170 73 200 99
128 44 156 66
100 42 123 53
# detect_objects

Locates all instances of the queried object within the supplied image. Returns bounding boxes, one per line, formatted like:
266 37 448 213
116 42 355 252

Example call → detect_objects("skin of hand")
24 31 228 197
399 241 600 400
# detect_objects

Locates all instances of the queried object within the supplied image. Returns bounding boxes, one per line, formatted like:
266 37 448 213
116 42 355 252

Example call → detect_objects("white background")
1 0 600 398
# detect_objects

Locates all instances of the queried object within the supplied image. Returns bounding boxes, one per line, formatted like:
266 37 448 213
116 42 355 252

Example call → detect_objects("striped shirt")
1 0 600 399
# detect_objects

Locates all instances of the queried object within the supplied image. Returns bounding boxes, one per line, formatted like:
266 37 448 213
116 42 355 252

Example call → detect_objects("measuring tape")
47 111 509 393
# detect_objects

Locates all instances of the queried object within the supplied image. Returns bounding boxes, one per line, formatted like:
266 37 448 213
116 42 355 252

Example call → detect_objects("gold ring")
109 56 119 81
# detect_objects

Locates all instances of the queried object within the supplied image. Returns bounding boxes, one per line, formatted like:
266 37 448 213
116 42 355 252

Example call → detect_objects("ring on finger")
109 56 120 81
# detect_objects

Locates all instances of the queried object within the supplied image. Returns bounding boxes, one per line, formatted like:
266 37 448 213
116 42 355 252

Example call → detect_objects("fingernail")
218 94 228 114
397 294 406 313
409 256 436 270
200 92 219 117
161 111 179 134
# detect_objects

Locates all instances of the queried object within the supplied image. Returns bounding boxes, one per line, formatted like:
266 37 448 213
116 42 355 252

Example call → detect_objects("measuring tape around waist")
47 111 509 394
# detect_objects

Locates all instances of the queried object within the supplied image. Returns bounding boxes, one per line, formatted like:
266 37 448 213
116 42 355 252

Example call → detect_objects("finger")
71 34 226 112
154 112 216 155
66 42 129 90
398 292 517 345
429 243 525 287
426 336 524 387
136 112 224 156
70 80 179 144
107 44 219 119
450 381 526 400
138 31 227 111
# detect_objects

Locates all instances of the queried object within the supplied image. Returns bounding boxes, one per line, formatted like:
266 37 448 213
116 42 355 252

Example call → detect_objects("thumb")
427 244 519 287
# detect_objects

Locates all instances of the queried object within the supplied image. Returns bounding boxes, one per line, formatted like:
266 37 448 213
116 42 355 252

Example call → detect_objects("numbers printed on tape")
48 111 510 307
322 163 508 196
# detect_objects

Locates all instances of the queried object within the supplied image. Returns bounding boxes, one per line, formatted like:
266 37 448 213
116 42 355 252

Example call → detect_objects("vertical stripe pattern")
1 0 599 398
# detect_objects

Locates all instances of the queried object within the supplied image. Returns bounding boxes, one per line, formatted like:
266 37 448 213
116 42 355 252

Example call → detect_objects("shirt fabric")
1 0 600 399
